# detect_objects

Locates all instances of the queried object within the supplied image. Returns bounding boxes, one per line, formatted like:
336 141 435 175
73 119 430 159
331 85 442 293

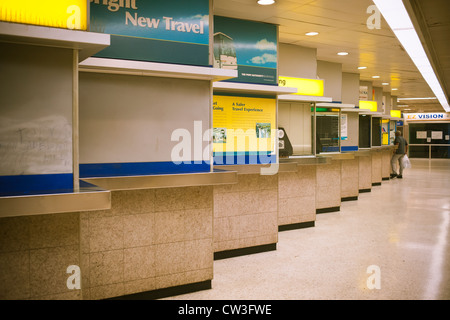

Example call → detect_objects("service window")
316 108 340 153
389 120 397 145
359 114 371 149
382 119 390 145
278 102 314 156
372 117 382 147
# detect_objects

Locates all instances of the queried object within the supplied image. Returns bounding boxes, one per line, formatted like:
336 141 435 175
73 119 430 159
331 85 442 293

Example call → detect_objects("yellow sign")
390 110 401 118
213 95 276 154
279 76 324 97
0 0 87 30
359 100 378 112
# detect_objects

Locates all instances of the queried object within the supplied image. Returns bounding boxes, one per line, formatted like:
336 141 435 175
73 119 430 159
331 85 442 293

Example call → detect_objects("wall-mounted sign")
359 100 378 112
213 95 276 164
359 86 369 101
90 0 210 66
390 110 401 118
404 113 450 121
0 0 87 30
341 114 348 140
214 16 278 85
279 76 324 96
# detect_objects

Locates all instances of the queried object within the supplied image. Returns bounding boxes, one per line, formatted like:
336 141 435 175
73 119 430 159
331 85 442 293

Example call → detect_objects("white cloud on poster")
255 39 277 51
249 53 277 65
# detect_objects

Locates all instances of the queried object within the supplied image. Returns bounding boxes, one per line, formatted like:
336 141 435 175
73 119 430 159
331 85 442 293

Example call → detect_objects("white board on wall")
0 115 72 175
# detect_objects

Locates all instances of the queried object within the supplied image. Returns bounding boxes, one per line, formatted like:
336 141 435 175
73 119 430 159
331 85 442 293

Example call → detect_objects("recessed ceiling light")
305 32 319 36
372 76 380 79
337 52 349 56
358 66 367 70
392 88 398 91
382 83 389 85
257 0 275 5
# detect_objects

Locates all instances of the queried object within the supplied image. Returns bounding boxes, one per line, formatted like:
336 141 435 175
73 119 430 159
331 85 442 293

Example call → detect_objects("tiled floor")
165 159 450 300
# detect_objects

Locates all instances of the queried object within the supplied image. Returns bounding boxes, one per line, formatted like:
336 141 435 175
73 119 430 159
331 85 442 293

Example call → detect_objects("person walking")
390 131 408 179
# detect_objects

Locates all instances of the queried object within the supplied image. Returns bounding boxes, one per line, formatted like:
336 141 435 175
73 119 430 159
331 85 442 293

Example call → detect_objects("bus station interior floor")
164 159 450 300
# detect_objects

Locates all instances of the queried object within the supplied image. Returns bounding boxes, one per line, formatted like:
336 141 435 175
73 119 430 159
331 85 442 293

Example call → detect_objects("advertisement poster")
90 0 210 66
214 16 278 85
416 131 427 139
432 131 443 140
340 114 348 140
213 95 276 164
359 86 369 101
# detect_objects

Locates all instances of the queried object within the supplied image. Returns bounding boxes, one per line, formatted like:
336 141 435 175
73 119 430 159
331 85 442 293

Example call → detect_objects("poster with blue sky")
214 16 278 85
90 0 210 66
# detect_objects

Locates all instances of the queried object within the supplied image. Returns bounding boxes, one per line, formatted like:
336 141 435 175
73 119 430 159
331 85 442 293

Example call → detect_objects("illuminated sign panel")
279 76 324 96
0 0 87 30
359 100 378 112
213 95 277 165
90 0 210 66
390 110 401 118
405 113 450 121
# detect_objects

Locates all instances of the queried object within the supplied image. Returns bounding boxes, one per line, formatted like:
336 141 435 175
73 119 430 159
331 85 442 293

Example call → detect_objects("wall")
341 73 360 106
359 81 373 101
213 174 278 254
341 112 359 150
79 73 211 174
0 43 74 194
0 212 81 299
317 60 342 102
278 44 317 79
81 187 213 300
278 102 312 155
373 87 383 112
382 92 392 115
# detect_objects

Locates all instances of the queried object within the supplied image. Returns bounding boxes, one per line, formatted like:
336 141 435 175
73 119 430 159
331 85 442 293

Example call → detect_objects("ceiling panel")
212 0 447 112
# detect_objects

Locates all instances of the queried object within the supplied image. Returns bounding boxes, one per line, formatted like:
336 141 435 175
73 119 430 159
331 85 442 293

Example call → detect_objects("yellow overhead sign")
359 100 378 112
279 76 324 97
390 110 401 118
0 0 87 30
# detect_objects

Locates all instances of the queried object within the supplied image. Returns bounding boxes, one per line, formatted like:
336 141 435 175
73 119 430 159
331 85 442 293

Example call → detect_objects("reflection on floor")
164 159 450 300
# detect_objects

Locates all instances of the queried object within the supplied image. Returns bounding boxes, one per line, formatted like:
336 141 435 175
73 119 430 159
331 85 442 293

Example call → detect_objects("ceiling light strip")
373 0 450 112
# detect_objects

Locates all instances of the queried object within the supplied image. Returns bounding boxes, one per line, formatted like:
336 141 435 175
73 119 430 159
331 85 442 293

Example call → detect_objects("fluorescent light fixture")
373 0 450 112
337 52 349 56
382 83 389 85
397 97 437 101
305 32 319 36
257 0 275 5
372 76 380 79
358 66 367 70
392 88 398 91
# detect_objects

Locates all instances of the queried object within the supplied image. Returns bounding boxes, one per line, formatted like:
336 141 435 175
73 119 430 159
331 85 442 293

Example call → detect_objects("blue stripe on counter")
341 146 359 152
0 173 74 197
79 161 211 178
213 152 277 166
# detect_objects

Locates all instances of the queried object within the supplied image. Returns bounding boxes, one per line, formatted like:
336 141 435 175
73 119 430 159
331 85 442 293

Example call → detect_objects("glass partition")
408 122 450 159
389 120 397 145
278 102 314 157
381 119 390 145
316 108 340 153
371 117 382 147
359 114 371 148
